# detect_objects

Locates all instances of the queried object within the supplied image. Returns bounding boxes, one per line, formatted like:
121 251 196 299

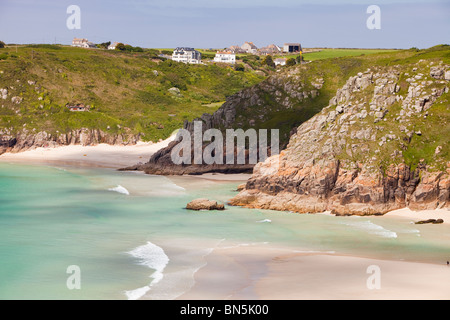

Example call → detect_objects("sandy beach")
384 208 450 225
179 243 450 300
0 137 175 169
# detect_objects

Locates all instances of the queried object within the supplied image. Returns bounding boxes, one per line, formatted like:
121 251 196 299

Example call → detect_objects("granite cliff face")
134 67 330 175
0 128 142 155
230 61 450 215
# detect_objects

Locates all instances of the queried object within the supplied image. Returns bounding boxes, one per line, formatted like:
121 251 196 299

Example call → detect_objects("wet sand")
179 243 450 300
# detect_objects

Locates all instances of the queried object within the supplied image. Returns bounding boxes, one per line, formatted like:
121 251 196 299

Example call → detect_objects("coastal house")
258 44 282 56
72 37 96 48
228 45 246 54
241 42 258 54
66 103 91 112
172 47 202 64
283 43 302 53
213 51 236 64
108 42 119 50
274 58 287 66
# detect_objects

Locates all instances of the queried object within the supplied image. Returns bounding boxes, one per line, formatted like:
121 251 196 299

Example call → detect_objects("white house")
172 47 202 64
72 38 96 48
213 51 236 64
108 42 119 50
274 58 287 66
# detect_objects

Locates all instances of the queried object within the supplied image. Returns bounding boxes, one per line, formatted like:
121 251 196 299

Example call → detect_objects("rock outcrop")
186 199 225 211
230 62 450 215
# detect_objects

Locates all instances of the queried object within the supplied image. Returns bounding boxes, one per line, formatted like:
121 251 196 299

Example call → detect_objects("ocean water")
1 162 450 300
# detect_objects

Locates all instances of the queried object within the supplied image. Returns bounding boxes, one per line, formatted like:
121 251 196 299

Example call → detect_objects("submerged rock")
415 219 444 225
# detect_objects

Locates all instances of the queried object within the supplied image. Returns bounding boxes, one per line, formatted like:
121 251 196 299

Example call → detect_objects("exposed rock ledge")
229 160 450 216
0 128 142 155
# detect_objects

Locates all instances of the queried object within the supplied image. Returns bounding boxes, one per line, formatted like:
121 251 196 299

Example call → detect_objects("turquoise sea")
1 162 450 300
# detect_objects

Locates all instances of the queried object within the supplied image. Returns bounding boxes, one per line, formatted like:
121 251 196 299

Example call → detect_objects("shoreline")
383 207 450 225
178 243 450 300
1 144 448 218
0 136 175 169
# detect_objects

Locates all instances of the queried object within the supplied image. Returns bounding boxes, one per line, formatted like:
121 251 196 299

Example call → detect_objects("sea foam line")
125 241 170 300
342 220 397 239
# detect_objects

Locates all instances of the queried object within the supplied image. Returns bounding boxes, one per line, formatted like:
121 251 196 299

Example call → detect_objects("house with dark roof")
283 43 302 53
172 47 202 64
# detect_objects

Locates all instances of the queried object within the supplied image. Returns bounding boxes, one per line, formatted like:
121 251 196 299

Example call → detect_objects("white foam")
257 219 272 223
342 220 398 239
125 286 150 301
108 185 130 195
125 241 170 300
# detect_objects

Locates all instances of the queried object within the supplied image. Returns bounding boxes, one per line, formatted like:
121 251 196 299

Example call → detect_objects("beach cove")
0 146 449 300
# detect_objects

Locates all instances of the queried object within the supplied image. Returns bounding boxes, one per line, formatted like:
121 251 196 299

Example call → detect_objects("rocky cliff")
133 63 336 175
0 128 142 155
230 60 450 215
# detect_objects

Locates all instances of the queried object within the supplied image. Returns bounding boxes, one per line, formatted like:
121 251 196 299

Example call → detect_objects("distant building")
228 45 246 54
241 42 258 54
66 103 91 112
72 38 88 47
258 44 282 56
283 43 302 53
108 42 119 50
214 51 236 64
172 47 202 64
274 58 287 66
72 38 96 48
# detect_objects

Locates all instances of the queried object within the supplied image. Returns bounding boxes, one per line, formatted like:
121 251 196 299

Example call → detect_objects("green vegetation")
234 63 245 72
286 58 296 67
0 41 5 49
0 45 265 141
262 55 275 68
97 41 111 49
302 48 398 61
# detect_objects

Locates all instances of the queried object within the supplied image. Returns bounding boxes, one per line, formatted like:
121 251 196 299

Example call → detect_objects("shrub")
115 43 126 51
0 41 5 49
234 63 245 71
97 41 111 49
286 58 296 67
262 55 275 68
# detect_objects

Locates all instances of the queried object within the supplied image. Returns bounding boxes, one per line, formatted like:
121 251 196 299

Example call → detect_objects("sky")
0 0 449 49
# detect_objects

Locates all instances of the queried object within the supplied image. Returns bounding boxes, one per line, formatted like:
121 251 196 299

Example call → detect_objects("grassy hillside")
0 45 264 141
302 48 398 61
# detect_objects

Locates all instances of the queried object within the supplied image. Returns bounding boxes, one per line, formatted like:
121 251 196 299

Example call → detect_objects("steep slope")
0 45 264 154
230 47 450 215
